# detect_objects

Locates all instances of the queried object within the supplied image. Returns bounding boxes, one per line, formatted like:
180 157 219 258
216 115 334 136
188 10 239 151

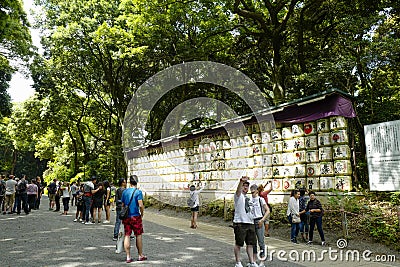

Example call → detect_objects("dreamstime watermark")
256 239 397 263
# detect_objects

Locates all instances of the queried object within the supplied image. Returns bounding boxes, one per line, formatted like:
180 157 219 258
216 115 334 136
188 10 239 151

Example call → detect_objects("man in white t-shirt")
3 175 17 214
233 176 258 267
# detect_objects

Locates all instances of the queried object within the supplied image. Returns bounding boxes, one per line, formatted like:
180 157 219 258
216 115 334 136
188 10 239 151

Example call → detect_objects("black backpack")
18 181 27 193
0 182 5 196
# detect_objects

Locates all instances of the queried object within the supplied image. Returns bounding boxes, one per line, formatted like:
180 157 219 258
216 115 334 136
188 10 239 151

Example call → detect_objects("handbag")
292 214 301 224
119 188 137 220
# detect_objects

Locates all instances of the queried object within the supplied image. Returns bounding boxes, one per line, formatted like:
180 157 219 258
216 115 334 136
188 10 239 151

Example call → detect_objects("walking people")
103 180 111 223
257 182 273 237
287 189 301 243
121 175 147 263
113 178 126 240
3 175 17 214
250 184 270 267
188 183 203 229
61 182 71 215
47 179 57 210
233 176 258 267
299 188 310 242
306 191 326 246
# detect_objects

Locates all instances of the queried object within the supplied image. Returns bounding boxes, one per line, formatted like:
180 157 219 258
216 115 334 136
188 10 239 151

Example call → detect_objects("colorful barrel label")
304 122 316 135
331 130 349 144
334 160 352 175
306 163 319 177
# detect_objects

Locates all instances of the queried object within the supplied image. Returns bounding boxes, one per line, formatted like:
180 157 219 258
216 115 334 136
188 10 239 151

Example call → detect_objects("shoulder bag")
119 188 137 220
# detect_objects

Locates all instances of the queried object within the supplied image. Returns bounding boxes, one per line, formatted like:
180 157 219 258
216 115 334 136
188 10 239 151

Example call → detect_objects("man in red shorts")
121 175 147 263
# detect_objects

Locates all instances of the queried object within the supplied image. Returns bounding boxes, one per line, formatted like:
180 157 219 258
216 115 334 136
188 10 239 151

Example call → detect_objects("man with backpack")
16 175 29 215
47 179 57 210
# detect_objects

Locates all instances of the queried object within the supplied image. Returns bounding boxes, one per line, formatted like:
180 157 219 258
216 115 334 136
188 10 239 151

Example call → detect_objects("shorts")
92 199 103 209
123 216 144 236
4 194 15 207
233 223 257 247
49 194 56 201
191 206 199 212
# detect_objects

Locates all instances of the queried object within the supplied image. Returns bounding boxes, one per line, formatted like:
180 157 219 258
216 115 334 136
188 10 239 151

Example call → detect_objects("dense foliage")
1 0 400 187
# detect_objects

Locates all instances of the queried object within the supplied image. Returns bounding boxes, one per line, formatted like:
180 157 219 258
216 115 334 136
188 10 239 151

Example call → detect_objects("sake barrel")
262 155 273 166
282 152 295 165
216 150 225 159
318 133 331 147
293 150 306 164
319 146 333 161
294 178 306 189
271 129 282 140
282 178 296 191
306 163 320 177
215 141 223 150
334 160 352 175
229 138 237 149
334 176 352 191
292 124 304 137
317 118 330 133
331 130 349 145
261 132 272 143
319 161 334 176
282 127 293 140
305 150 319 163
253 156 263 167
293 165 306 177
236 136 245 147
304 135 318 149
252 168 262 179
332 145 351 160
330 116 348 130
319 177 335 190
263 167 273 179
272 167 283 178
272 178 282 191
283 139 295 152
252 133 262 144
223 140 231 149
306 177 320 191
244 135 253 146
253 144 262 155
293 137 305 150
262 143 273 154
272 153 283 165
304 122 316 135
272 141 283 153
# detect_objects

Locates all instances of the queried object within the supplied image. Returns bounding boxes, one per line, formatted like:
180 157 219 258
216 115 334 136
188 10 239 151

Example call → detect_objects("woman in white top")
250 184 270 266
61 182 71 215
188 184 203 229
286 189 300 243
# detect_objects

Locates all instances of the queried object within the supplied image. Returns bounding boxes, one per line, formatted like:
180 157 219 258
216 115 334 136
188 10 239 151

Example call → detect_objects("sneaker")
126 258 133 263
246 263 259 267
234 262 243 267
138 255 147 261
306 240 313 245
103 220 110 224
291 238 298 244
85 221 94 225
81 221 86 224
113 236 118 241
73 218 78 222
321 241 327 246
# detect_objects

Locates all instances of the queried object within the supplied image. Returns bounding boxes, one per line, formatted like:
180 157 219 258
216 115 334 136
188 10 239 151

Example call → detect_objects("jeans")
299 213 309 234
83 196 92 222
288 215 300 241
309 216 325 242
17 193 29 214
62 197 70 211
253 219 265 257
113 209 122 237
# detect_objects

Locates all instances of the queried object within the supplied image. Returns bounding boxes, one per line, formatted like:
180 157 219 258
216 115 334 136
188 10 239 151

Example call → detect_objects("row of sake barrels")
268 176 352 191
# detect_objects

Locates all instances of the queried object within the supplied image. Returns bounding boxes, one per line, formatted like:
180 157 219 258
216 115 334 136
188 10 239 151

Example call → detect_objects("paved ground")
1 197 399 267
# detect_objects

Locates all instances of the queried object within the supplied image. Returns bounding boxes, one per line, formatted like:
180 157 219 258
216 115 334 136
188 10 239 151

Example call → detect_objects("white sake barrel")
283 139 295 152
261 132 272 143
252 144 262 155
271 129 282 140
319 176 335 190
237 136 245 147
318 133 331 147
319 162 334 176
305 150 319 163
223 140 231 149
263 155 273 166
304 122 316 135
331 130 349 144
272 141 283 153
252 133 262 144
251 167 262 179
293 165 306 177
334 176 352 191
306 163 320 177
293 150 306 164
319 146 333 161
293 137 305 150
272 167 282 178
253 156 263 167
215 141 223 150
306 177 320 191
304 135 318 149
292 124 304 137
282 153 295 165
317 118 330 133
244 135 253 146
263 167 273 179
333 145 351 160
282 178 296 190
282 127 293 140
334 160 352 175
216 150 224 159
272 178 282 191
262 143 273 154
272 153 283 165
294 178 306 189
229 138 237 149
330 116 348 130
